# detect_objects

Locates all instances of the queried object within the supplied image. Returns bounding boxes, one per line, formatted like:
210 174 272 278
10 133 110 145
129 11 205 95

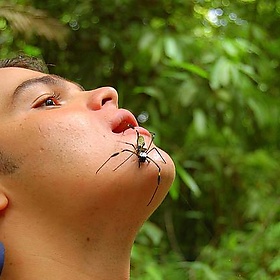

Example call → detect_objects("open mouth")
112 121 134 133
111 109 138 134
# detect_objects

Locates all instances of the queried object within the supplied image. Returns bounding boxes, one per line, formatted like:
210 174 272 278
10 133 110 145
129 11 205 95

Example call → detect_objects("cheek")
0 150 19 175
30 122 100 173
12 115 108 184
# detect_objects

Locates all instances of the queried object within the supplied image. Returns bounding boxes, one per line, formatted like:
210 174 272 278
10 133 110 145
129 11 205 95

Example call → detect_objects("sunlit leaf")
247 98 269 128
210 56 231 89
193 108 207 136
176 162 201 197
187 261 220 280
146 265 163 280
177 80 197 107
223 40 239 58
151 37 164 65
164 36 183 61
139 221 163 246
167 59 209 79
139 31 155 51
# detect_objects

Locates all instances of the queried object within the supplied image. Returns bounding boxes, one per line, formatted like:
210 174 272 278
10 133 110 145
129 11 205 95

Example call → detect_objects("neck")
1 216 134 280
5 247 131 280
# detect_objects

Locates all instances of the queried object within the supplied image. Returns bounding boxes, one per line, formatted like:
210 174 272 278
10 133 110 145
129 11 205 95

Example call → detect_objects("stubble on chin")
0 150 20 175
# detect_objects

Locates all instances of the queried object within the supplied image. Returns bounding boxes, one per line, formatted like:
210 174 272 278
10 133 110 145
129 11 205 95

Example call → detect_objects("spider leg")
147 184 159 206
117 139 137 149
146 156 161 184
136 130 140 141
147 147 167 163
96 151 121 174
146 132 155 150
123 142 137 150
113 150 137 171
145 156 162 206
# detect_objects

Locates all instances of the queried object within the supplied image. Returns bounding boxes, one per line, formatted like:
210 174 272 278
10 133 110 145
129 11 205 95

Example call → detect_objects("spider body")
139 151 147 162
96 130 166 206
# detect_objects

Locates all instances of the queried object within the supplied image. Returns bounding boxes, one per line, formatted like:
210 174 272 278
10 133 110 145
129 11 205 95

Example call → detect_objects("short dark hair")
0 55 49 73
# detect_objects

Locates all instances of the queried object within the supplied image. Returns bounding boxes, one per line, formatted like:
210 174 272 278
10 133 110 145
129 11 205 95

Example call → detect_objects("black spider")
96 130 166 206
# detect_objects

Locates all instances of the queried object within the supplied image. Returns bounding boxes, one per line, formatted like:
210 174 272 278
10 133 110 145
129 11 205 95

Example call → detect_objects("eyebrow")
11 74 84 104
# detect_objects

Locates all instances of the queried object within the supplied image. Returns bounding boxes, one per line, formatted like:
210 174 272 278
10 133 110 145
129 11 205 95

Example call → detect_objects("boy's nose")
86 87 118 110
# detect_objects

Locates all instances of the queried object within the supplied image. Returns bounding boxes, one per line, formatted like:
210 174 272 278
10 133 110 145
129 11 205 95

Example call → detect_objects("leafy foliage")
1 0 280 278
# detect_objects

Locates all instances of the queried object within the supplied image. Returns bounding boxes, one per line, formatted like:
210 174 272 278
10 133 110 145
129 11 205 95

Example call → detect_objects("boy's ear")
0 192 8 212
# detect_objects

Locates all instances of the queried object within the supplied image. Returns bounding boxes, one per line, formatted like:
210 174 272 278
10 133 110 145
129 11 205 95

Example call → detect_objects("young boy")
0 56 175 279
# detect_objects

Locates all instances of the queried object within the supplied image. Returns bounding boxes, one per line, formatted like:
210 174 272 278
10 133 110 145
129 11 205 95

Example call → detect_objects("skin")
0 67 175 280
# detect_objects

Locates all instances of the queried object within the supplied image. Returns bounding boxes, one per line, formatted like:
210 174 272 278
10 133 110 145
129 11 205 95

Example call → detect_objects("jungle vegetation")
1 0 280 278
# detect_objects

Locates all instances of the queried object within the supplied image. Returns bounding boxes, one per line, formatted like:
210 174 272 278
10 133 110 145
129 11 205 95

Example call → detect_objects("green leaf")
140 221 163 246
133 86 161 98
222 40 240 58
151 37 164 65
139 31 155 51
247 98 268 128
164 36 182 61
146 264 163 280
210 56 232 89
176 162 201 197
178 80 197 107
22 45 42 57
169 175 180 200
166 59 209 79
193 108 207 136
187 261 221 280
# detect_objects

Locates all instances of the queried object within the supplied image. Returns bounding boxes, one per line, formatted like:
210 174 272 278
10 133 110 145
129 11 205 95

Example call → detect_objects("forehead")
0 67 48 104
0 67 48 91
0 67 82 110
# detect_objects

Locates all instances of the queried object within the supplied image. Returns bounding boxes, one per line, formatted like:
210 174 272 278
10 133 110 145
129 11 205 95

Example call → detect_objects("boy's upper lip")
111 109 138 133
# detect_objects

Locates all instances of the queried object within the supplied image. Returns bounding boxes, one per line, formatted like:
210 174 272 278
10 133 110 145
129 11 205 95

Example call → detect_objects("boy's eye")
43 97 60 107
32 93 62 108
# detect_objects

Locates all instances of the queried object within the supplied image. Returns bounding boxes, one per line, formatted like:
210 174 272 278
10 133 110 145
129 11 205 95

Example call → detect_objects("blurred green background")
1 0 280 278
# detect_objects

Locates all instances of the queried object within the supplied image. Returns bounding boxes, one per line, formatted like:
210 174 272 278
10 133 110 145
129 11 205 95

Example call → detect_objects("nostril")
87 87 118 110
102 97 112 106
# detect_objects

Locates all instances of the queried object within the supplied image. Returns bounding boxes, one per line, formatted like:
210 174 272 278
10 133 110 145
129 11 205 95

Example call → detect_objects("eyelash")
33 93 62 108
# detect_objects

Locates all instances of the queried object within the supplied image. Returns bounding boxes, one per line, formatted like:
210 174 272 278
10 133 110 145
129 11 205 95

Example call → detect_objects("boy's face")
0 67 175 234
